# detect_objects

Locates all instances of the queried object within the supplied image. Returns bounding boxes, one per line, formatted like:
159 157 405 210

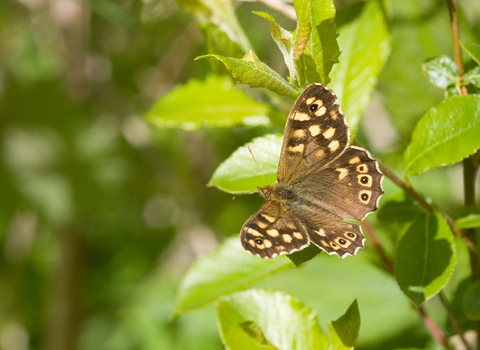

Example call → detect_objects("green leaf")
302 0 339 85
252 11 302 88
287 243 322 267
217 289 329 350
377 192 424 224
177 0 250 56
329 0 391 137
464 280 480 320
464 66 480 88
173 237 292 317
209 134 281 194
456 213 480 229
402 94 480 175
292 0 311 61
461 41 480 65
146 75 271 130
197 51 297 99
218 302 278 350
328 299 360 350
422 55 458 89
395 212 456 306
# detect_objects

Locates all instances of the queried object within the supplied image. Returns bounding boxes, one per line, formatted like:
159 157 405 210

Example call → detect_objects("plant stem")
361 221 454 348
445 0 480 348
438 292 472 350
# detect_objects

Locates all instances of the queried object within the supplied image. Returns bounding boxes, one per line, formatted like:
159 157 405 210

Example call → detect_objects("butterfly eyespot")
361 193 369 201
339 239 346 245
360 176 369 184
309 104 319 112
347 232 355 238
255 239 263 244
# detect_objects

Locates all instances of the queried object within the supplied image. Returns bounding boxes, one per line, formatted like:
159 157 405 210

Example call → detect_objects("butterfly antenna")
247 146 270 187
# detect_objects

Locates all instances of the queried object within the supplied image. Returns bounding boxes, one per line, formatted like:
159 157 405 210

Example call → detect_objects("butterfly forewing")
278 84 349 183
240 200 309 258
239 83 383 259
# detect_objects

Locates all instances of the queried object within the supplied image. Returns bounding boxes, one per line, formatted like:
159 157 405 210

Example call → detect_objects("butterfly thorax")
258 183 295 205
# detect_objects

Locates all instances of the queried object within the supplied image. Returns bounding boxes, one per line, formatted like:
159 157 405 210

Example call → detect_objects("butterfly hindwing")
240 201 309 258
297 146 384 221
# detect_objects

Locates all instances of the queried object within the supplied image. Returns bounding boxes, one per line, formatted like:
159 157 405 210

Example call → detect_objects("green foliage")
208 134 281 193
329 0 390 137
403 95 480 175
395 212 456 306
147 75 271 130
217 289 329 350
3 0 480 349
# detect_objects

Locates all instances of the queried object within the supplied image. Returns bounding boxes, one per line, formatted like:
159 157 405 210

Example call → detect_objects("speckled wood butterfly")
240 83 383 259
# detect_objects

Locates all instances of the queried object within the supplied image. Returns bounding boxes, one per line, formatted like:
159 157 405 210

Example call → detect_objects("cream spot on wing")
330 110 338 120
357 174 373 187
317 229 326 237
345 232 356 239
328 140 340 152
246 227 262 236
264 240 273 248
336 168 349 181
315 149 325 159
293 232 303 240
321 239 328 246
282 234 293 243
248 239 256 246
330 241 341 250
288 144 304 153
261 214 275 223
293 112 311 121
306 97 316 105
323 127 335 139
256 220 268 229
293 129 306 138
356 164 368 173
314 106 327 116
334 237 351 248
359 190 372 204
349 156 361 164
266 229 279 237
308 125 321 137
276 245 285 251
256 242 265 249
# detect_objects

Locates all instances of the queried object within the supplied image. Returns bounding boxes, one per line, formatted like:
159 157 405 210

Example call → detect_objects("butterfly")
240 83 383 259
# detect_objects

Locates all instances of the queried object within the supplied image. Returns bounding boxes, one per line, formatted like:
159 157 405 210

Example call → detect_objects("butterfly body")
241 83 383 259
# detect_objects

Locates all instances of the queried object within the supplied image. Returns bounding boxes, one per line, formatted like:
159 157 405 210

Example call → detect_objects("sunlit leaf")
329 0 390 137
302 0 339 85
463 66 480 88
177 0 250 56
146 75 271 130
395 212 456 306
461 41 480 65
173 237 292 317
197 51 297 99
252 11 301 87
403 94 480 175
422 55 458 89
328 299 360 350
456 213 480 229
217 289 329 350
209 134 281 193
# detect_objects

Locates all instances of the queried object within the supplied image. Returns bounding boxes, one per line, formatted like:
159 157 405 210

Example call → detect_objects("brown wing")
294 146 384 221
240 200 309 259
278 83 349 183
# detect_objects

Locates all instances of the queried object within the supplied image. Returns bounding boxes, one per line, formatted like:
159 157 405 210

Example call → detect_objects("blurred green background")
1 0 479 350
